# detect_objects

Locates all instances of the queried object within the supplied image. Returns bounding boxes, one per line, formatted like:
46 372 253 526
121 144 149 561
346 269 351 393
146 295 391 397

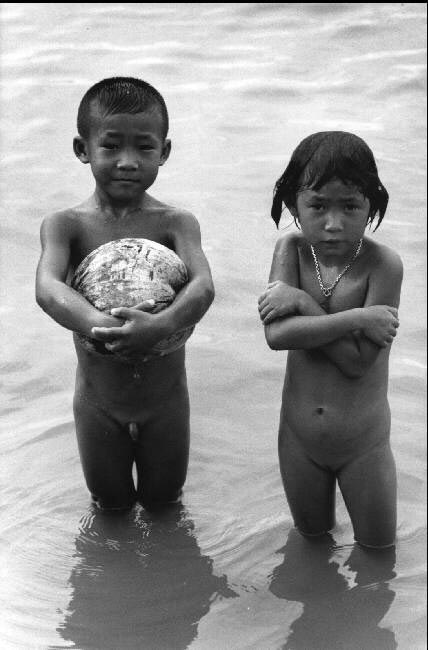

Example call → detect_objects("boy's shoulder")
41 200 90 227
40 204 87 237
151 199 200 234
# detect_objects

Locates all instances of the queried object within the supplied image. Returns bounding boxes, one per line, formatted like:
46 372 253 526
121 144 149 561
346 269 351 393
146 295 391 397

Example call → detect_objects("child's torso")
281 238 391 459
67 196 188 413
74 338 187 423
282 347 390 464
67 196 178 272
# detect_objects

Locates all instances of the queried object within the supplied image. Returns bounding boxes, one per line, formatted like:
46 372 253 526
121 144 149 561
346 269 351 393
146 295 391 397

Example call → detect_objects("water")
0 3 426 649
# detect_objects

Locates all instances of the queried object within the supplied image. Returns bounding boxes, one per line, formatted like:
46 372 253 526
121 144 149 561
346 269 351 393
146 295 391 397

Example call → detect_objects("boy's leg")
135 390 190 509
73 393 136 510
279 424 336 535
338 441 397 548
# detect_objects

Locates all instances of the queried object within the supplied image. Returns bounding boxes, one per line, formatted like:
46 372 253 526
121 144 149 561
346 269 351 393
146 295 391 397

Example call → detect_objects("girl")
258 132 403 548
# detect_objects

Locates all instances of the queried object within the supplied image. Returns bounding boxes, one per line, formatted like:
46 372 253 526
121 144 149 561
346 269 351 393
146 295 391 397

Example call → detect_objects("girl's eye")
102 143 118 150
310 204 325 211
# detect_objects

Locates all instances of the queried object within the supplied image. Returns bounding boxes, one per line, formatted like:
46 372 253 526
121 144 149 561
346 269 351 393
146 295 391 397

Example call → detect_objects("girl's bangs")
299 149 370 195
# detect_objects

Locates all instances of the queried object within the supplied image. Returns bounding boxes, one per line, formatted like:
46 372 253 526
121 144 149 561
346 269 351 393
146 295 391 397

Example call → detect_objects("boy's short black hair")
77 76 169 140
271 131 389 230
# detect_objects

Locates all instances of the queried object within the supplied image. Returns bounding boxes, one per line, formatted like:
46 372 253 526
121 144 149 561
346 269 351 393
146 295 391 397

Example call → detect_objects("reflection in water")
269 529 396 650
57 504 237 650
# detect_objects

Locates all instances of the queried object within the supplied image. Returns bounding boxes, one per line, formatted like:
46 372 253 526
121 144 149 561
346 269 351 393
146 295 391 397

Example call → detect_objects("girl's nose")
324 210 343 231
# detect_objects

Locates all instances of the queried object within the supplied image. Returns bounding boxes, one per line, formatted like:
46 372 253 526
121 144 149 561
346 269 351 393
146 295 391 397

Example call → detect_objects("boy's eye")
102 143 118 150
309 204 325 211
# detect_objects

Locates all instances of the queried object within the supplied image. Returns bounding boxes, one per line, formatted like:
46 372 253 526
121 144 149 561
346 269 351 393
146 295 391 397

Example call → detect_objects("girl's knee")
353 516 396 550
291 507 336 538
355 538 396 550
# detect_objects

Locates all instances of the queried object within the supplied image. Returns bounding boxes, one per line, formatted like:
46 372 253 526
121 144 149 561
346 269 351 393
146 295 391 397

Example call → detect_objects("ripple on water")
0 3 426 648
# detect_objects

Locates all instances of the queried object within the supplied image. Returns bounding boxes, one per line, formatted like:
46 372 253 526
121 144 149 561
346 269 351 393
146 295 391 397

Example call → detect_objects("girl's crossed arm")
259 235 402 378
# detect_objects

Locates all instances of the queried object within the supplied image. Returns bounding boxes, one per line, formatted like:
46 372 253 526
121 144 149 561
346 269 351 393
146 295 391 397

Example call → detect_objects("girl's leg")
73 393 136 510
134 389 190 509
279 424 336 535
338 441 397 548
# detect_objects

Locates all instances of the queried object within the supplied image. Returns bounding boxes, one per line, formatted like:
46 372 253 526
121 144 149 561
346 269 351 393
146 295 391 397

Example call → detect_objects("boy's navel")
316 407 324 415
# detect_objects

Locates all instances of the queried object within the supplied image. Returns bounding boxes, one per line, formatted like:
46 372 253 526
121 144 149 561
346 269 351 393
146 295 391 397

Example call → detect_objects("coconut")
71 238 193 358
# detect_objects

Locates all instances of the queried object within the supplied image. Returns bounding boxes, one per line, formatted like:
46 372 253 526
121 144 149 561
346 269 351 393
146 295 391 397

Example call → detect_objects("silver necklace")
311 238 363 298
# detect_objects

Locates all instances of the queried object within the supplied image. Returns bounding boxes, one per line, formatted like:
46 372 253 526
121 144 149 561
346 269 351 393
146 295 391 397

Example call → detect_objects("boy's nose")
116 153 139 170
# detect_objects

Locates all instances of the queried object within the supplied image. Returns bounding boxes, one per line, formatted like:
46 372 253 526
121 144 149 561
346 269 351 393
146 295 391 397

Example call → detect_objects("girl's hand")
360 305 399 347
258 281 303 324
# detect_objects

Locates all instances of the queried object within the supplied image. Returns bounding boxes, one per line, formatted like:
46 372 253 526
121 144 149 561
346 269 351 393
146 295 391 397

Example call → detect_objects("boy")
36 77 214 510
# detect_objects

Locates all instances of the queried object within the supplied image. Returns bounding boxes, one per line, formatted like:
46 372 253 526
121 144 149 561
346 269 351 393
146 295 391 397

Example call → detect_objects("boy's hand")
360 305 399 347
133 298 165 314
90 301 168 355
258 281 303 324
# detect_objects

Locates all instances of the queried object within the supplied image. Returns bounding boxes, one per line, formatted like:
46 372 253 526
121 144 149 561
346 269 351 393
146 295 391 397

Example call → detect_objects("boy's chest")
71 215 173 268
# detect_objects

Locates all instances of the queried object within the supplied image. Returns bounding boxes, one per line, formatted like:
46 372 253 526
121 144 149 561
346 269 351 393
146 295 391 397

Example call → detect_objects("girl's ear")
289 205 301 229
289 205 299 220
73 136 90 164
159 139 171 166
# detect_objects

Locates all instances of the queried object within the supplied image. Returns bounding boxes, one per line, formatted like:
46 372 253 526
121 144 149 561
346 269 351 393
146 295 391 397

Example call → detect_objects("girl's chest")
299 261 369 313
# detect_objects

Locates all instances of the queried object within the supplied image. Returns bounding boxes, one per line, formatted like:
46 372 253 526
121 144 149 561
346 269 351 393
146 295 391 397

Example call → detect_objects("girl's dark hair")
77 76 169 140
271 131 389 230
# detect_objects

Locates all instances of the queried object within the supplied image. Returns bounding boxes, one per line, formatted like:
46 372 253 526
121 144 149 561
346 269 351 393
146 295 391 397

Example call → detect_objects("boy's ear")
159 139 171 166
73 136 90 164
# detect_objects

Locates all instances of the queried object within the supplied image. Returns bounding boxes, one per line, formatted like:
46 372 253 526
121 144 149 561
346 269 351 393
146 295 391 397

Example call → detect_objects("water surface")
1 3 426 649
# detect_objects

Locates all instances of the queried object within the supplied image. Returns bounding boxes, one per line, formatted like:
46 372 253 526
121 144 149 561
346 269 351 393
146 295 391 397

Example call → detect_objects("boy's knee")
297 526 331 539
139 487 183 511
91 493 136 512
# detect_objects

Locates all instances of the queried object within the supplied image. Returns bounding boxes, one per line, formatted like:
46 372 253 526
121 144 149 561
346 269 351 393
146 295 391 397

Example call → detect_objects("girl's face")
291 178 370 259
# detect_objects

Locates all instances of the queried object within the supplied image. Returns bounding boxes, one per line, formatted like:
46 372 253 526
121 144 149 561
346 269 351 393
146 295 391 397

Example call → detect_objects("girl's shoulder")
363 236 403 273
274 231 307 254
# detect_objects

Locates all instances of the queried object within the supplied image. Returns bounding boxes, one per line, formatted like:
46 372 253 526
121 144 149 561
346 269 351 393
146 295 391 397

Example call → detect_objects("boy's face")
291 178 370 258
74 105 170 203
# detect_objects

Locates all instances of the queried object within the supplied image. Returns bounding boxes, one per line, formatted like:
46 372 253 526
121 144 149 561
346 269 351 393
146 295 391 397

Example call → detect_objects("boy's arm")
158 210 215 331
36 212 121 336
91 211 214 354
261 236 402 377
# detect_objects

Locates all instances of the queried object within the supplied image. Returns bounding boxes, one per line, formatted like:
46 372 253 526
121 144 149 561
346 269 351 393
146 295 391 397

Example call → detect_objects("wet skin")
259 180 403 547
36 107 214 509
